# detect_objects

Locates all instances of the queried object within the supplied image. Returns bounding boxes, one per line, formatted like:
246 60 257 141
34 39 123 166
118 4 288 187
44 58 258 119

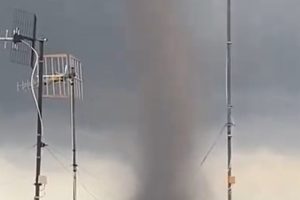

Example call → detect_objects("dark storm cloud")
1 0 300 200
230 0 300 152
0 0 141 170
0 0 138 128
0 0 299 169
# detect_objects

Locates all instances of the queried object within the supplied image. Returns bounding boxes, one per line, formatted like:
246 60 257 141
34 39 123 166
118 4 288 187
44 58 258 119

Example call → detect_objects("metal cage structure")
43 54 83 99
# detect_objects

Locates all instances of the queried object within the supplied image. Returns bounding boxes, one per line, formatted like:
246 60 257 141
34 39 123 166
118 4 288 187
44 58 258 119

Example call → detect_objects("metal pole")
30 15 37 69
70 65 77 200
226 0 233 200
34 39 45 200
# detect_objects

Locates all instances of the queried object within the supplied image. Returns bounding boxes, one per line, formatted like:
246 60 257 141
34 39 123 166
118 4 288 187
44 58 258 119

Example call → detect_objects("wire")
46 144 70 162
21 40 45 142
200 124 227 167
45 146 100 200
46 145 106 198
45 147 70 174
77 174 100 200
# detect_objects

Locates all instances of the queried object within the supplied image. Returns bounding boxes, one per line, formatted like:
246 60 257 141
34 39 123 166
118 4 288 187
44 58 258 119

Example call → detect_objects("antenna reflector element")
43 54 83 99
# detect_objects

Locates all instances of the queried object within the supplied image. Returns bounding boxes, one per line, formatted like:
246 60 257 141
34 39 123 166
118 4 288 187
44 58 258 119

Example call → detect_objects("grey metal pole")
70 65 77 200
30 15 37 69
34 39 45 200
226 0 233 200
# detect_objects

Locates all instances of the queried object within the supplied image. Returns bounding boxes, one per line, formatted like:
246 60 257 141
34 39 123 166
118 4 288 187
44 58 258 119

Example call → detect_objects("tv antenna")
0 8 47 200
18 53 83 200
226 0 235 200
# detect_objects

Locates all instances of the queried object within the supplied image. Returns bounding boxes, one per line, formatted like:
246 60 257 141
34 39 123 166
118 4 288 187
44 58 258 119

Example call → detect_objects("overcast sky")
0 0 300 200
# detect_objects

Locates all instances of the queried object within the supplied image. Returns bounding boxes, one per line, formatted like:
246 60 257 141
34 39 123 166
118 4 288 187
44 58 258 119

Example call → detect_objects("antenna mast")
0 9 47 200
35 38 47 200
226 0 235 200
19 54 83 200
70 64 77 200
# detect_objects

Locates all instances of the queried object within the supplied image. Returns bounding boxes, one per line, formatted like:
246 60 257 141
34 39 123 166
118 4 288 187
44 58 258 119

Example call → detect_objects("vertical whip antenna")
68 55 83 200
70 64 77 200
226 0 235 200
